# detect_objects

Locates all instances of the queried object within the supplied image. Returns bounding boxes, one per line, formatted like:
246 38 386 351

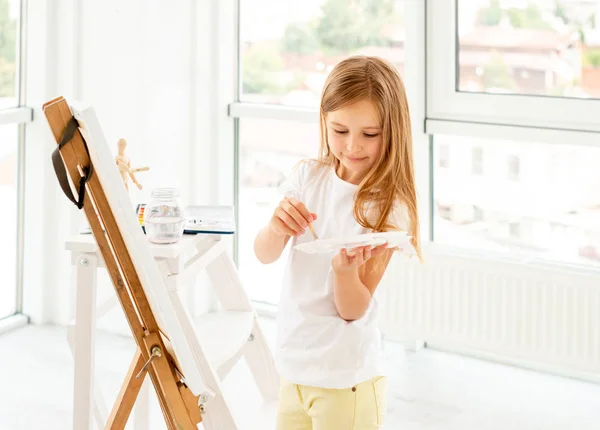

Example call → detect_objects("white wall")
22 0 235 325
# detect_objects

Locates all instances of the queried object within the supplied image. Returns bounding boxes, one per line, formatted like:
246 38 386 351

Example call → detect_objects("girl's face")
326 99 383 185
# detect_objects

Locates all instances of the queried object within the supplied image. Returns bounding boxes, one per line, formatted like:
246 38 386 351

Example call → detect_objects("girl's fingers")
348 246 367 256
276 213 302 236
273 217 298 237
339 244 389 268
342 248 354 265
365 243 388 259
348 247 362 266
371 245 388 258
354 253 364 267
339 249 347 265
276 207 304 234
282 201 309 230
364 246 372 261
286 198 314 224
371 242 387 252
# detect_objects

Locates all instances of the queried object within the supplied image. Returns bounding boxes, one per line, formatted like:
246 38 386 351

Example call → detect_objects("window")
508 221 521 238
234 0 408 306
427 1 600 132
433 134 600 266
0 125 17 318
436 203 453 221
472 147 483 174
240 0 406 107
507 154 520 180
0 0 25 320
458 0 600 99
438 143 450 168
0 0 19 108
237 117 320 304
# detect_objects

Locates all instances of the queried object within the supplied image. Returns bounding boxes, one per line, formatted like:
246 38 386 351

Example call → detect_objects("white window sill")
0 314 29 336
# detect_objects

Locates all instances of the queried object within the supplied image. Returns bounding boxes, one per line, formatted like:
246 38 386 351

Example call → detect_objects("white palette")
294 231 415 255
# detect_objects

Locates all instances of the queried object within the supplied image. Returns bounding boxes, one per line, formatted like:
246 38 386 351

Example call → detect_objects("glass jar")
143 187 185 244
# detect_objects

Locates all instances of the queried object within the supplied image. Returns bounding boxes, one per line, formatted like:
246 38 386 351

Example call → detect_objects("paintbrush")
278 182 318 241
307 222 319 241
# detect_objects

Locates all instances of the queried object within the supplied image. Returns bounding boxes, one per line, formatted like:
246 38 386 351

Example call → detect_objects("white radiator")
379 251 600 376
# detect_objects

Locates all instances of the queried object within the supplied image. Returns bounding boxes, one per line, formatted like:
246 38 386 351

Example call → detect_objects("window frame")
228 0 431 264
226 0 600 281
0 0 32 320
426 1 600 134
0 107 31 124
227 0 432 307
224 0 600 276
430 126 600 268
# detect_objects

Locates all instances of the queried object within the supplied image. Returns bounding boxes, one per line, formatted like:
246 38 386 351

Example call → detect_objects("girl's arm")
254 197 316 264
332 246 394 321
254 226 291 264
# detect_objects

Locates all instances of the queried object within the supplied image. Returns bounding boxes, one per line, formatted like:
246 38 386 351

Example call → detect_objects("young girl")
254 55 421 430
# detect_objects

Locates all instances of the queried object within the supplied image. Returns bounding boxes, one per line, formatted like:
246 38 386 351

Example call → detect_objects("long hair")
318 56 422 261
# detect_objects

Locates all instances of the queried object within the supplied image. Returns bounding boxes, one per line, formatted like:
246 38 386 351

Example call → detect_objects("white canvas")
70 102 207 396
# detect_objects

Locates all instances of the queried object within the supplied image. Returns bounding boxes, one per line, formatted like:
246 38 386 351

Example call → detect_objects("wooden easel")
44 96 202 429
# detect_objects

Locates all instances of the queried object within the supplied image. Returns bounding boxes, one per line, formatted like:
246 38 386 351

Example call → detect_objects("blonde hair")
318 55 422 261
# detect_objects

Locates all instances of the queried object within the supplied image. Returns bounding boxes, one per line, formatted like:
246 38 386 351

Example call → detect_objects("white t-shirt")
274 159 409 389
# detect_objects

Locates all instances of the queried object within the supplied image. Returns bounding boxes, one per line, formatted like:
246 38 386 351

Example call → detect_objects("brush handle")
307 223 319 240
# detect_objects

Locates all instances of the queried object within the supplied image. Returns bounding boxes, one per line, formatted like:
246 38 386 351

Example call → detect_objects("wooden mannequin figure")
115 138 149 191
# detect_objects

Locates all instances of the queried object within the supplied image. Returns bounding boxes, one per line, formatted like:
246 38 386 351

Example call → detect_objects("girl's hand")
269 197 317 237
332 243 388 272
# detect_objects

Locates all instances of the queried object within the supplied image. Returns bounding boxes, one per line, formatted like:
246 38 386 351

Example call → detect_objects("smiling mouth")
346 156 367 162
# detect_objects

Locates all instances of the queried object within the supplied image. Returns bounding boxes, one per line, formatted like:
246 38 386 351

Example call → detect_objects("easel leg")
134 378 150 430
73 253 98 430
168 289 237 430
105 350 146 429
245 318 280 401
206 253 280 401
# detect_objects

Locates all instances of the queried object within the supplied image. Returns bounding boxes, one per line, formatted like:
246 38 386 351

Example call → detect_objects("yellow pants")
276 376 387 430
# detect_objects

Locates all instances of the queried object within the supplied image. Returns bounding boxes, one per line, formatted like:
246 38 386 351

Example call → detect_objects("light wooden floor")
1 319 599 429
